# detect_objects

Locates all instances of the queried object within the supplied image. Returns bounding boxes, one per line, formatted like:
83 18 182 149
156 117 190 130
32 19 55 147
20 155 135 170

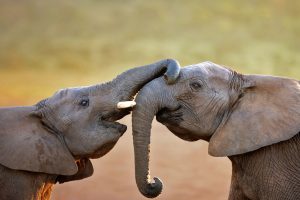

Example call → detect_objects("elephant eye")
190 82 202 91
79 99 89 107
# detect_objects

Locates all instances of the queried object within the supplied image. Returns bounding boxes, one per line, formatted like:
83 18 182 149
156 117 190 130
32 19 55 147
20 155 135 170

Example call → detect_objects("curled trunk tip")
132 67 178 199
164 59 180 84
139 177 163 198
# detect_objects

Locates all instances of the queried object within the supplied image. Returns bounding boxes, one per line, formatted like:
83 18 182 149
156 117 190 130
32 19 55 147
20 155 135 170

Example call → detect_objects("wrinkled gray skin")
132 61 300 199
0 59 180 200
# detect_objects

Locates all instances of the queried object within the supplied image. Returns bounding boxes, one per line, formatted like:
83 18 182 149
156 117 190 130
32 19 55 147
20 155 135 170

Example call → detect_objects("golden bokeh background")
0 0 299 199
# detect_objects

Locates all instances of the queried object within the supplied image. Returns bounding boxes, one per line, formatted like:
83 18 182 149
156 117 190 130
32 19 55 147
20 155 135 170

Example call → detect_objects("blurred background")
0 0 299 199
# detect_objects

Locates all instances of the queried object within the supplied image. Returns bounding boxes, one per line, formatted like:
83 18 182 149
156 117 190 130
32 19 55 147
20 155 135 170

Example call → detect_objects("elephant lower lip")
118 124 127 135
110 120 127 135
99 119 127 136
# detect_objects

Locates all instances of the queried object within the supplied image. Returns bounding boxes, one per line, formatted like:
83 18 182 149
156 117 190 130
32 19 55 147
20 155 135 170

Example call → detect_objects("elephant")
131 61 300 199
0 59 181 200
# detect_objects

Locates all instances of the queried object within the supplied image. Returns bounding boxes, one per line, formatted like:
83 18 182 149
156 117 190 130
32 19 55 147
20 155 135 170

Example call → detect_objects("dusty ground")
52 117 231 200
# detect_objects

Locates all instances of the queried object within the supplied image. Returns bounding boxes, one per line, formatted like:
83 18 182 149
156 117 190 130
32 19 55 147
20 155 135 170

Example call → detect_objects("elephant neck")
0 164 56 200
227 133 300 199
228 132 300 168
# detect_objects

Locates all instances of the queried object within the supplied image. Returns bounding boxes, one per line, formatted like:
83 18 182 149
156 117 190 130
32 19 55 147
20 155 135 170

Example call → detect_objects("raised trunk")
132 78 176 198
107 59 180 101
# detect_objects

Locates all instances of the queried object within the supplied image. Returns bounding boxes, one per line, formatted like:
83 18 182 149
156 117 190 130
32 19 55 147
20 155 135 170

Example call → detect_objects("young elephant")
0 59 180 200
132 61 300 199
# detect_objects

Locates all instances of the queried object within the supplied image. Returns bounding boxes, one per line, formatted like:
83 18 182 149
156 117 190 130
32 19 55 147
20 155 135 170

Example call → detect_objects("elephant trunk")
107 59 180 101
132 78 176 198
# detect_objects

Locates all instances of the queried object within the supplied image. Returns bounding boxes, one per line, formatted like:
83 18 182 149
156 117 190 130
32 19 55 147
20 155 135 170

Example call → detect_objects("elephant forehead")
53 87 90 99
181 62 232 80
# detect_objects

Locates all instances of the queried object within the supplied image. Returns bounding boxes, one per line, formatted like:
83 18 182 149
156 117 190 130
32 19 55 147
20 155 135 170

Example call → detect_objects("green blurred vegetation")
0 0 299 105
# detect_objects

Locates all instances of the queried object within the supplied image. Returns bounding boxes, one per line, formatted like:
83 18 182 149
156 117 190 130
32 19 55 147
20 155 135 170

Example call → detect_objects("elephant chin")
165 124 201 142
90 141 118 159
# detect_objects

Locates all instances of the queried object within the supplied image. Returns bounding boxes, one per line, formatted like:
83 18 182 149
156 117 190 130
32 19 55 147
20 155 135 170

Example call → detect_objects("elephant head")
0 59 180 179
132 61 300 198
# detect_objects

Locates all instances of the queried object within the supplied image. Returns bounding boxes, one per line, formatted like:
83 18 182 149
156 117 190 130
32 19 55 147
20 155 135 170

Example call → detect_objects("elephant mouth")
156 106 200 142
99 110 129 135
101 109 131 122
98 119 127 136
156 107 183 125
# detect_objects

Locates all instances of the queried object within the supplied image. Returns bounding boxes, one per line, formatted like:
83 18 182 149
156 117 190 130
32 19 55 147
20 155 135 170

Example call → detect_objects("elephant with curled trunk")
0 59 180 200
132 61 300 199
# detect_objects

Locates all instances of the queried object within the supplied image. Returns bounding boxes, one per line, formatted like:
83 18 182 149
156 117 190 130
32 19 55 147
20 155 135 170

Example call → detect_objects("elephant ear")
209 75 300 157
56 158 94 184
0 106 77 175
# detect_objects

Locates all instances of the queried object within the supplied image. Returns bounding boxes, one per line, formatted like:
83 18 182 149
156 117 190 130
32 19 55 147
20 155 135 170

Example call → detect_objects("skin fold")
0 59 181 200
132 61 300 199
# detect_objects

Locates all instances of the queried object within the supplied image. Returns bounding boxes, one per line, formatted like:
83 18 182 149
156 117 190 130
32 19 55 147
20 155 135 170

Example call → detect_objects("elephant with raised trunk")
0 59 180 200
132 61 300 199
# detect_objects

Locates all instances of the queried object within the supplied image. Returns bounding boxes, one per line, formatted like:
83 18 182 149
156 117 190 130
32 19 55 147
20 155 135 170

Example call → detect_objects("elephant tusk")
117 101 136 109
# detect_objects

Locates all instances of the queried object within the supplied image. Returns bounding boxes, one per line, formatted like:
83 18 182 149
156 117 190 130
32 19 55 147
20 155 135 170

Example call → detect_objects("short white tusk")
117 101 136 109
